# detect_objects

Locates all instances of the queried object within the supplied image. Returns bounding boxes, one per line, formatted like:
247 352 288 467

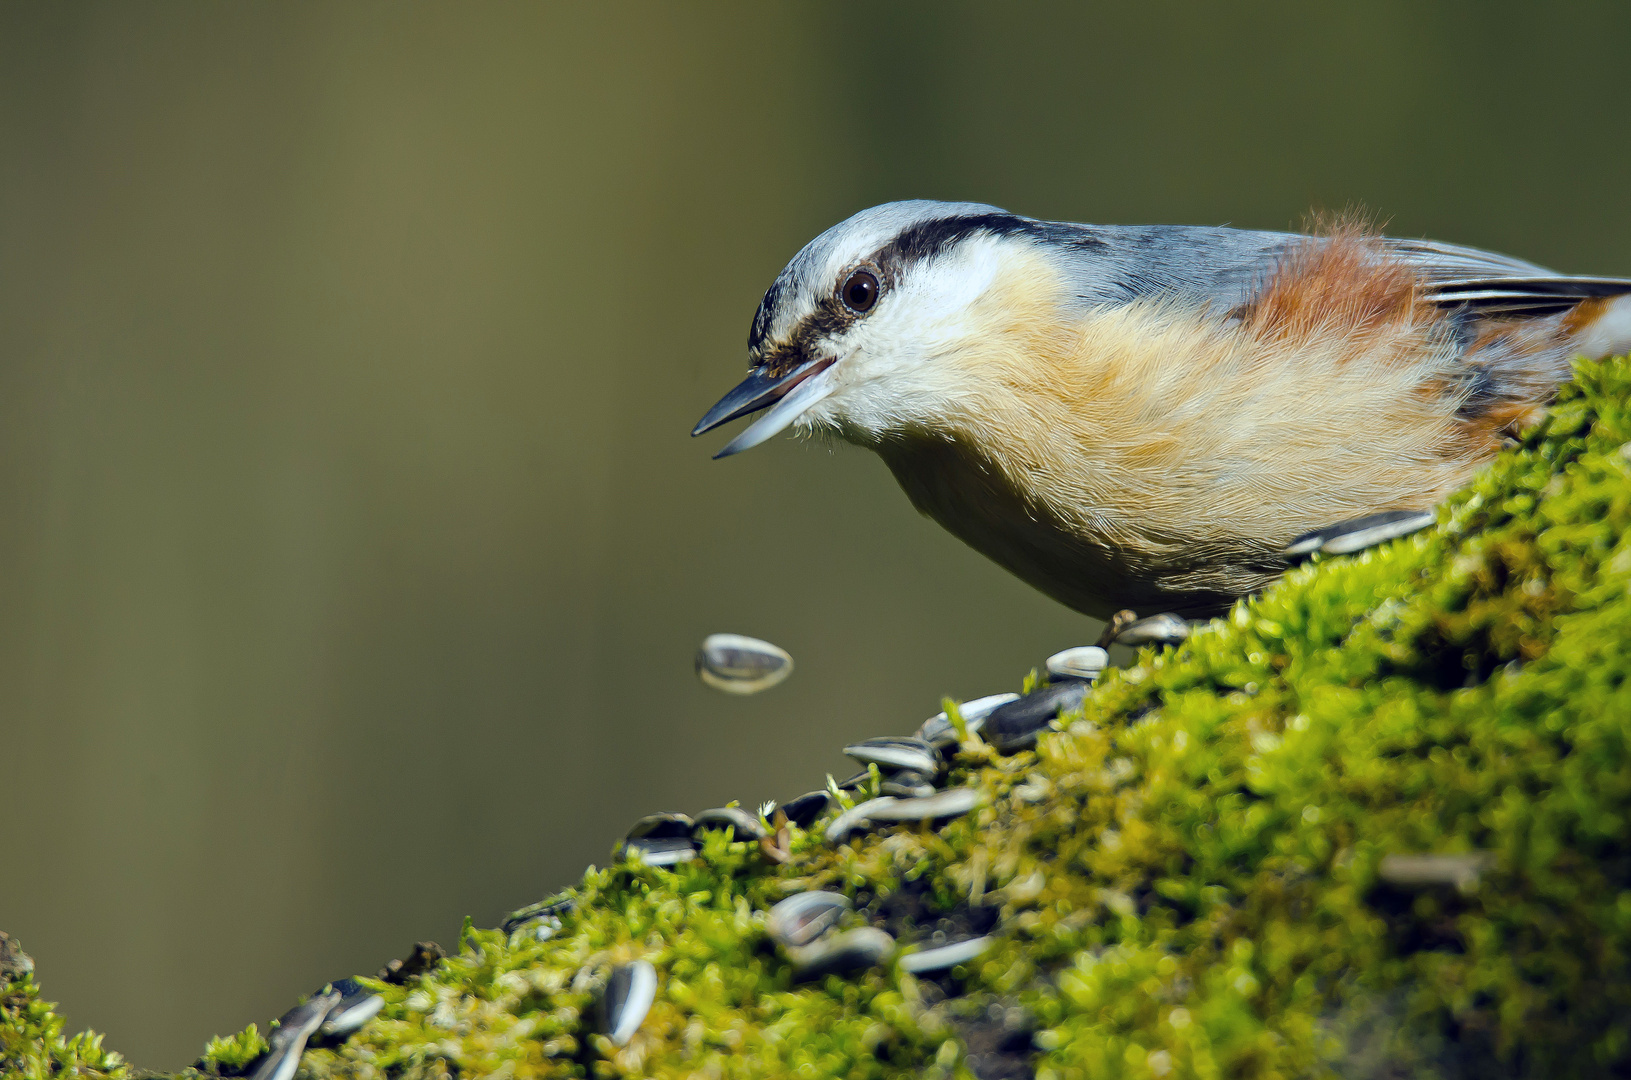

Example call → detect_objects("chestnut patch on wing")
1238 222 1425 348
1561 295 1611 336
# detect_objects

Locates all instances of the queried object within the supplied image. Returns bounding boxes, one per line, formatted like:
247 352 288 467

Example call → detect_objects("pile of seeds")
502 636 1140 1048
236 628 1169 1073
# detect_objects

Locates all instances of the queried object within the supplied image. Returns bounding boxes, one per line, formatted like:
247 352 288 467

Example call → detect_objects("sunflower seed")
984 682 1088 753
824 797 898 843
787 927 895 980
1111 614 1191 648
865 787 980 824
880 769 937 799
617 835 698 867
1284 509 1436 558
1377 852 1492 892
916 692 1021 748
899 935 995 974
625 812 694 840
501 894 576 934
837 770 872 791
825 788 980 842
842 736 939 775
617 812 699 865
317 979 385 1039
1044 645 1109 682
766 890 852 949
691 806 768 841
777 790 831 828
695 633 793 694
600 960 658 1047
249 988 340 1080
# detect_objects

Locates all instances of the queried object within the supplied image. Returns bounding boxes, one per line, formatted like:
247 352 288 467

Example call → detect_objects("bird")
692 201 1631 620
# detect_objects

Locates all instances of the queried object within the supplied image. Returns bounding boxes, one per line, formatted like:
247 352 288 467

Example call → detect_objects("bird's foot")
1283 509 1436 560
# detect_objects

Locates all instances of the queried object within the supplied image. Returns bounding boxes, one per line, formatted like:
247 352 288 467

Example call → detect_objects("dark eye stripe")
747 211 1059 357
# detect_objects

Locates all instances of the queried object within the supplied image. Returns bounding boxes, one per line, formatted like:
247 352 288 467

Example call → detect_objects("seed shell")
766 890 852 949
600 960 658 1047
691 806 769 841
1044 645 1109 682
777 790 831 829
984 682 1088 753
786 927 894 980
695 633 793 695
917 693 1021 748
842 736 939 774
1111 613 1191 648
899 935 995 974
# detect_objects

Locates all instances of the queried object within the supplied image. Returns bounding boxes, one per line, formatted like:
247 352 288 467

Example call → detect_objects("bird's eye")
840 269 880 313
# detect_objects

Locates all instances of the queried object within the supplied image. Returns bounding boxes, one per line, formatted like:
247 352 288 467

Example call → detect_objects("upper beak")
691 356 836 458
692 357 830 436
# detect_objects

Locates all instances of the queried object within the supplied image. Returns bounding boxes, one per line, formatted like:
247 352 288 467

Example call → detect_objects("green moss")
1 972 127 1079
197 1025 268 1075
13 357 1631 1079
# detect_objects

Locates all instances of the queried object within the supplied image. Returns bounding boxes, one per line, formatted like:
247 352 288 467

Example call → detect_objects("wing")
1040 219 1631 320
1382 237 1631 317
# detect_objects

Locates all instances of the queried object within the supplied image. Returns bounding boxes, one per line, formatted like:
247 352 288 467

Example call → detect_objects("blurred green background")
3 1 1631 1068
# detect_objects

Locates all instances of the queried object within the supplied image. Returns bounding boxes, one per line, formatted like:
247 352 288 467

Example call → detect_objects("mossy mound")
10 358 1631 1080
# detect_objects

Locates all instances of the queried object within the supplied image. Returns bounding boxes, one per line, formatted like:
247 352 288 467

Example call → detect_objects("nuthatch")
693 201 1631 619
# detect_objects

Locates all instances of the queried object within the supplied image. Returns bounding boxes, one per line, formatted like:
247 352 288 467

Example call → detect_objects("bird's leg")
1283 509 1436 561
1094 609 1138 649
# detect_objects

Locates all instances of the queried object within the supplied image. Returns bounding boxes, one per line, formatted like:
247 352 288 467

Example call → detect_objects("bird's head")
692 200 1064 457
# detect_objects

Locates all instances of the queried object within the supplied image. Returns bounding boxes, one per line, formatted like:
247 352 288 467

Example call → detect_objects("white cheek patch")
820 237 1012 418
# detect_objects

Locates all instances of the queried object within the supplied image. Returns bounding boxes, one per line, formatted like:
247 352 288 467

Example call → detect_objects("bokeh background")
4 1 1631 1068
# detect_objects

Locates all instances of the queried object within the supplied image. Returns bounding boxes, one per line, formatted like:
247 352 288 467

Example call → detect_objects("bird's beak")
692 357 836 459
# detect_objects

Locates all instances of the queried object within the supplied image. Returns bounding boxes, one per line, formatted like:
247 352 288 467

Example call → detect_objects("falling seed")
984 682 1089 753
1111 614 1191 648
600 960 658 1047
842 736 940 775
691 806 769 841
916 693 1021 748
1045 645 1109 682
786 927 895 980
766 890 852 949
899 935 995 974
695 633 794 695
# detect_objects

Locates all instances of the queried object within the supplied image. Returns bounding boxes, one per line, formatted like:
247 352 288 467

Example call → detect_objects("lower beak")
692 357 837 458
